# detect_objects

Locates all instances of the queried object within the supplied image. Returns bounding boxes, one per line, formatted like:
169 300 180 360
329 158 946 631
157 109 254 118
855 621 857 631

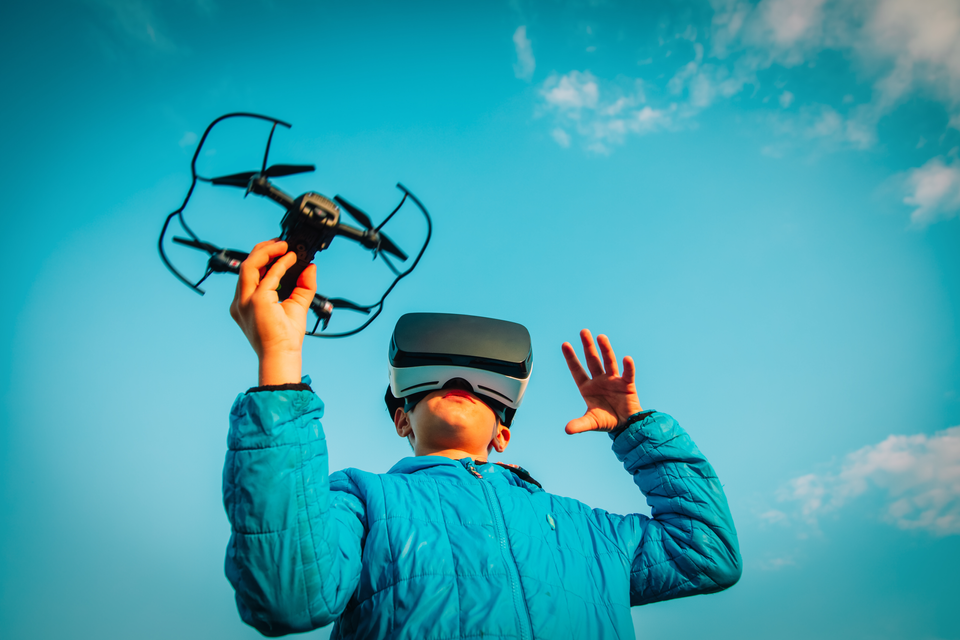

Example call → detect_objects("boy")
224 240 742 638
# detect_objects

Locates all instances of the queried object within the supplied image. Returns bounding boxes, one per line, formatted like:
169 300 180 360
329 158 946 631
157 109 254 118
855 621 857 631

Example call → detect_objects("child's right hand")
230 239 317 386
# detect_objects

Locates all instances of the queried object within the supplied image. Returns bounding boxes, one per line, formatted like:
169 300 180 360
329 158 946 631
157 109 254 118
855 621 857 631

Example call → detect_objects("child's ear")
394 407 412 439
492 425 511 453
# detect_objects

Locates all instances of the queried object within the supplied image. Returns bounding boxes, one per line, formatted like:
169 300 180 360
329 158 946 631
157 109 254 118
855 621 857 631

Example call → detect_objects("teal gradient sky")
2 1 959 639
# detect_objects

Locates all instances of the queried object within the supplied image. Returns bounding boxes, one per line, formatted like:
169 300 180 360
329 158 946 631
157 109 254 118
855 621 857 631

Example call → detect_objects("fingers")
564 330 614 384
562 341 591 387
622 355 636 385
597 334 619 377
580 329 605 377
238 240 287 302
565 329 634 383
244 239 287 271
286 263 317 312
259 251 298 294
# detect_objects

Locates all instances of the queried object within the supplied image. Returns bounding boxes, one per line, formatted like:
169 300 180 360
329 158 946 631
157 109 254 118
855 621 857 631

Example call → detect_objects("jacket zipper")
468 462 534 640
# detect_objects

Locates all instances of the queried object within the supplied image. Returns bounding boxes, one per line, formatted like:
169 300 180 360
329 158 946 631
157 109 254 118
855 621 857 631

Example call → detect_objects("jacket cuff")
245 375 313 394
608 410 657 440
246 382 312 394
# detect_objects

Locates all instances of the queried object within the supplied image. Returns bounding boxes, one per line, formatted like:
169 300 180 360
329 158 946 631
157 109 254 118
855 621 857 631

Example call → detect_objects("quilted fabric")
223 388 741 639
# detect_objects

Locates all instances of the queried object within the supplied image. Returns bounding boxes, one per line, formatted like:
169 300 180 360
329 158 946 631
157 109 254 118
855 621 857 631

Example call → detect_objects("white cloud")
631 106 671 133
866 0 960 107
534 0 960 211
539 72 674 150
710 0 960 137
779 426 960 536
513 26 536 81
666 38 758 115
781 103 876 148
178 131 197 148
903 155 960 225
806 105 842 138
759 0 828 47
759 509 789 524
667 42 704 96
542 71 599 111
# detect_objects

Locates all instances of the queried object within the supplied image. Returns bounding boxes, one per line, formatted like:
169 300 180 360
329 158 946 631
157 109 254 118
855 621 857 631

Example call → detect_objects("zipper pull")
466 461 484 481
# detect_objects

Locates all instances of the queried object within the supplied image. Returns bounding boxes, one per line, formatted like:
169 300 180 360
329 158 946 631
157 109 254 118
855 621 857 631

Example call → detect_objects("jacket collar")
387 456 542 492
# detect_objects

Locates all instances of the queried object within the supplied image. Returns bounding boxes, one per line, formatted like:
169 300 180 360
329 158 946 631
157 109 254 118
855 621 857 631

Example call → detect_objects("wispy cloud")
707 0 960 148
85 0 175 51
533 0 960 221
776 426 960 536
758 555 796 571
666 32 766 113
551 127 571 148
84 0 216 53
178 131 198 148
513 26 536 81
903 155 960 226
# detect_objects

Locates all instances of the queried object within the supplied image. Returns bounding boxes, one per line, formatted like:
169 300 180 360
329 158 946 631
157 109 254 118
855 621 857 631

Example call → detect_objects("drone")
158 113 432 337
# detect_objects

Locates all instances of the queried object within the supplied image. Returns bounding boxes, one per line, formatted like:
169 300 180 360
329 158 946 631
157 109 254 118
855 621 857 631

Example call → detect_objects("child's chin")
424 419 482 444
429 420 474 438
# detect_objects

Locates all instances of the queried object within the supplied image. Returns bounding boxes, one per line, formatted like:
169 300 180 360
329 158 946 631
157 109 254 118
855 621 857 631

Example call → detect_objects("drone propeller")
209 163 315 187
264 164 316 178
333 195 408 261
334 195 374 229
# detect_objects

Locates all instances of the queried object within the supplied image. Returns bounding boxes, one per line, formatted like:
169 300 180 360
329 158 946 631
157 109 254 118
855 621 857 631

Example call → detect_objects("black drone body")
158 113 432 337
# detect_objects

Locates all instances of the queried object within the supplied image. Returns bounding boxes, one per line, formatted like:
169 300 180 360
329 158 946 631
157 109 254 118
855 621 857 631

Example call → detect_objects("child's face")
395 389 511 459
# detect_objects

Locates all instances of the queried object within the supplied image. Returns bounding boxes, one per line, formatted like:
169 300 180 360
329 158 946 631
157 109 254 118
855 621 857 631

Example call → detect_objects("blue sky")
1 1 959 638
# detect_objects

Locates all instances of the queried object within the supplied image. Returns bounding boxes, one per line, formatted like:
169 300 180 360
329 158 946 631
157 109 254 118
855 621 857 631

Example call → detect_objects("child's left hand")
562 329 643 434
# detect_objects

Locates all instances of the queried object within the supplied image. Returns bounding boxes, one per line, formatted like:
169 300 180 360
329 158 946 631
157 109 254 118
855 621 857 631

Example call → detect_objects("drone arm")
172 236 219 254
333 223 370 246
248 179 295 209
332 223 406 260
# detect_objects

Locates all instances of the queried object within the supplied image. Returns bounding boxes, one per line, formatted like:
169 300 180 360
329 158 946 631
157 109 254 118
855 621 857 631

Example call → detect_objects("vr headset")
385 313 533 427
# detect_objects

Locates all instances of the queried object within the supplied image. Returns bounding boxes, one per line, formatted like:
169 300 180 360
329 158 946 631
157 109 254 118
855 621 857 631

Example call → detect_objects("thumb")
565 413 598 435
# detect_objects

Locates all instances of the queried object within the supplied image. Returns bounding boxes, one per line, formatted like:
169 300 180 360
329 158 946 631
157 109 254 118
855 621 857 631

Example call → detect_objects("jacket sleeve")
611 411 742 605
222 387 365 636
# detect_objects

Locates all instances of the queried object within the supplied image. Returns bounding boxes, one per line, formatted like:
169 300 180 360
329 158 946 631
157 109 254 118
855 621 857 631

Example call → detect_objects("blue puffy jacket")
223 385 741 639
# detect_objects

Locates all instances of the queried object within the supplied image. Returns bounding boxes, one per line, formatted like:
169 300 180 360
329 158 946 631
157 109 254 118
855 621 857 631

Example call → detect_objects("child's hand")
230 239 317 386
561 329 643 434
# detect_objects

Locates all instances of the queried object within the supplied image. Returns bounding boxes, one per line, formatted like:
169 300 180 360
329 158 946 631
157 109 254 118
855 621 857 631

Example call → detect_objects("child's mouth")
443 390 476 403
